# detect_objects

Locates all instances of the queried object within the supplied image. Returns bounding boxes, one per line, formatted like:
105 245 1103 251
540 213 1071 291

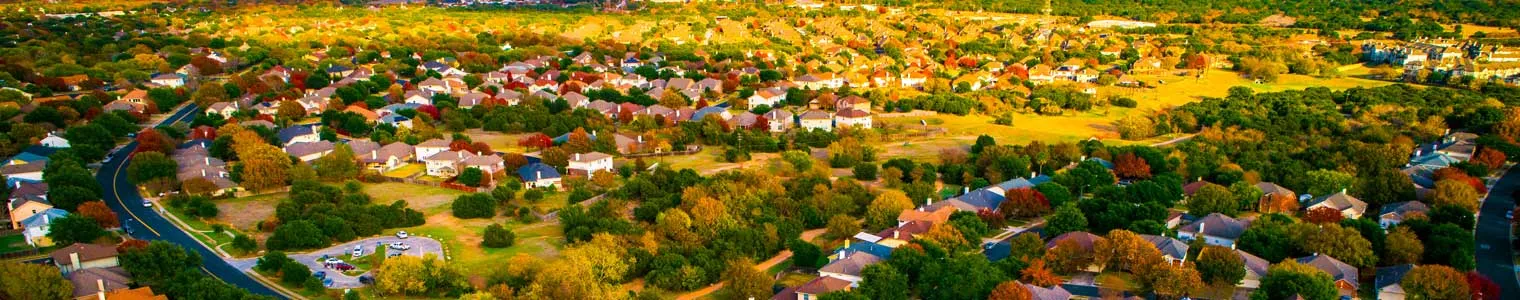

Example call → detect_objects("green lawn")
382 163 424 178
0 233 31 253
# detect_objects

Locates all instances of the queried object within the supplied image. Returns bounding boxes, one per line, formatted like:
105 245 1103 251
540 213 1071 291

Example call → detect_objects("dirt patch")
216 198 277 231
363 183 462 213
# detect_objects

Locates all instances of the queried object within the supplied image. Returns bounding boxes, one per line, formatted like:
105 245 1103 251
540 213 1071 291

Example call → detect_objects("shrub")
457 168 484 187
266 221 328 250
524 189 544 202
256 251 295 273
451 193 497 219
568 188 594 204
1109 97 1138 108
281 260 312 285
854 163 879 180
481 224 516 248
232 234 257 252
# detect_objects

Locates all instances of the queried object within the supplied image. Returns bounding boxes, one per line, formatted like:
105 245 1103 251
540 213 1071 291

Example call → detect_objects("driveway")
1476 168 1520 298
232 236 444 289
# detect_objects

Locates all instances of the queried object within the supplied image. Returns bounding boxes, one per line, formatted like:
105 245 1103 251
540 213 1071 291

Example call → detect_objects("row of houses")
2 136 71 247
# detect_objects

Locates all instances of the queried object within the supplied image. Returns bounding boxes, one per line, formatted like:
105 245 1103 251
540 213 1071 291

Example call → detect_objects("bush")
232 234 258 252
515 207 536 223
451 193 497 219
568 188 594 204
1109 97 1138 108
524 189 544 202
854 163 879 180
481 224 516 248
281 260 313 285
457 168 484 187
490 185 517 202
256 251 295 273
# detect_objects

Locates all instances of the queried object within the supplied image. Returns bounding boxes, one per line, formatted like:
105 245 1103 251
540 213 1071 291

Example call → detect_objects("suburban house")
897 205 955 227
517 163 562 189
68 266 134 299
1378 201 1430 228
78 287 167 300
1045 231 1106 273
22 208 69 246
359 143 415 172
1235 249 1271 288
1307 191 1369 219
1376 264 1415 300
1297 254 1360 298
8 191 54 229
770 276 852 300
276 125 320 146
284 141 335 162
1025 283 1074 300
51 243 120 274
423 150 473 177
0 163 45 185
206 102 238 118
833 108 872 129
799 110 833 132
1255 182 1296 203
414 139 452 161
380 114 414 129
748 87 786 109
764 109 794 132
39 133 71 149
150 73 185 87
818 247 883 283
1140 234 1189 265
835 96 871 111
566 152 613 177
461 154 507 178
1176 213 1250 249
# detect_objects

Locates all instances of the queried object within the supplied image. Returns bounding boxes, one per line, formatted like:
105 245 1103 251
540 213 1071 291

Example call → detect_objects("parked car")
396 231 409 239
123 223 134 235
358 275 375 285
332 263 355 271
313 271 326 280
351 245 363 257
142 200 152 208
324 258 343 265
1507 210 1514 220
388 242 411 251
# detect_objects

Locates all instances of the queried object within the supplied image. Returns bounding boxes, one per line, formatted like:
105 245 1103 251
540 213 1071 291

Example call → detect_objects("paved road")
230 236 443 289
96 104 287 299
1477 168 1520 299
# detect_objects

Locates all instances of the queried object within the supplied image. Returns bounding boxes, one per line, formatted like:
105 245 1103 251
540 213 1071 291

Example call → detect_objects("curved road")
1477 168 1520 299
95 104 287 299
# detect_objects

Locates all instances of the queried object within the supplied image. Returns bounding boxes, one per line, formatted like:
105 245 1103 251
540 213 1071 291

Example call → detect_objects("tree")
1019 258 1062 287
1093 229 1163 272
276 100 306 121
0 262 72 300
1385 226 1424 265
128 151 179 192
1467 272 1500 300
1431 179 1480 212
1303 169 1354 197
77 201 119 228
1044 203 1087 238
1113 153 1151 179
280 259 314 285
1249 261 1339 300
999 188 1050 219
458 167 485 187
1043 238 1095 275
1403 265 1471 300
524 234 631 299
314 143 359 181
988 281 1033 300
865 190 914 230
1303 206 1345 224
119 241 202 286
482 223 516 248
236 139 291 192
1187 183 1238 216
789 239 826 268
373 254 462 296
1473 148 1506 170
857 264 909 300
1291 223 1376 268
1259 192 1299 213
723 259 774 300
452 193 497 219
47 215 106 245
266 220 327 250
854 163 879 180
1137 261 1203 297
825 214 861 241
1195 246 1246 285
1229 181 1264 212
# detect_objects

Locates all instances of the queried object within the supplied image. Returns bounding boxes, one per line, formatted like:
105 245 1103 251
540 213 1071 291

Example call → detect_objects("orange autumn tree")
1258 192 1300 214
988 281 1033 300
78 201 119 228
1304 206 1345 224
1114 153 1152 179
1020 258 1063 287
1473 148 1506 170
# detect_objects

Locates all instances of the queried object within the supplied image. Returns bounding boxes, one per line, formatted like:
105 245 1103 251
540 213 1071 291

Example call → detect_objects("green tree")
1195 246 1246 286
1303 169 1354 197
856 264 909 300
46 215 106 245
789 239 826 268
865 190 914 230
482 223 516 248
723 259 774 300
128 151 179 192
0 262 73 300
1044 203 1088 237
451 193 497 219
314 143 359 181
1187 183 1238 216
825 214 861 241
266 220 328 250
119 241 202 286
1402 265 1471 300
1249 261 1339 300
457 167 485 187
1384 226 1424 266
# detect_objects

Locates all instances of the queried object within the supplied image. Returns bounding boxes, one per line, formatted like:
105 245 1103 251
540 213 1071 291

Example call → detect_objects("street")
95 103 287 299
1476 168 1520 299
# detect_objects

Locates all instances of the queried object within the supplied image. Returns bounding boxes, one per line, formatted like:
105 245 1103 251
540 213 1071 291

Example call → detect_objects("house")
206 102 238 118
771 276 852 300
51 243 120 274
284 141 335 162
1024 283 1073 300
833 109 872 129
380 114 413 129
1379 201 1429 228
1297 254 1360 298
1235 249 1270 288
150 73 185 87
748 87 786 110
799 110 833 132
1255 182 1295 204
77 286 167 300
461 154 507 177
517 163 562 189
8 191 54 229
343 105 379 122
67 267 133 299
414 139 452 161
8 145 57 166
1376 264 1415 300
102 100 145 114
423 150 473 177
1045 231 1105 272
566 152 613 177
764 109 794 132
21 208 68 246
897 205 956 227
360 143 415 172
819 247 883 283
835 96 870 111
1307 191 1368 219
1140 234 1189 265
1176 213 1249 249
0 162 46 184
276 125 320 146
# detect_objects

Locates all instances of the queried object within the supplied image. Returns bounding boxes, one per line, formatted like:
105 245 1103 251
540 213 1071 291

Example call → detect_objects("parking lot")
232 234 444 289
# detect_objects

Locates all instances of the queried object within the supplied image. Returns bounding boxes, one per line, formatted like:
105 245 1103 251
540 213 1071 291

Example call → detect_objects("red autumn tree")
449 140 473 152
518 133 553 150
1113 153 1152 179
1468 271 1500 300
134 129 174 154
116 239 148 252
471 142 493 154
1434 167 1488 193
999 188 1051 219
1304 206 1345 224
988 281 1032 300
78 201 119 228
753 114 770 131
1474 148 1507 170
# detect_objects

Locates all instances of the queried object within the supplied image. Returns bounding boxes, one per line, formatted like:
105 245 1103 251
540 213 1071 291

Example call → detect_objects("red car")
331 263 355 271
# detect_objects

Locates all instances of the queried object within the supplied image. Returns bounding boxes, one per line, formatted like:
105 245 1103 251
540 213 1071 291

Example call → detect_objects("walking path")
675 229 825 300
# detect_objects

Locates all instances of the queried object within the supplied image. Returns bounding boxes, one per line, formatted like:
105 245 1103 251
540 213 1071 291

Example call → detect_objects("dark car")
313 271 327 280
332 263 355 271
358 275 375 285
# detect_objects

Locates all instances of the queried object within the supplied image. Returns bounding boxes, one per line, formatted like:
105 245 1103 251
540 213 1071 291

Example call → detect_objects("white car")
142 200 152 208
324 258 343 265
396 231 409 239
388 242 411 251
351 245 363 257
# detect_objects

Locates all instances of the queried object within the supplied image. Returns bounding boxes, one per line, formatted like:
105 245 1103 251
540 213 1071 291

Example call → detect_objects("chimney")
535 170 542 180
1031 171 1037 178
371 150 377 158
1341 188 1347 194
575 153 581 161
637 135 643 143
962 186 969 194
1198 222 1206 236
892 230 900 240
201 169 207 177
204 157 209 165
97 279 106 300
1081 155 1087 161
69 252 81 272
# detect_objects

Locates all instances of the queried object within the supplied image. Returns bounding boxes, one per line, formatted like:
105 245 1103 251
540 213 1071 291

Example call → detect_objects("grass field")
381 163 424 178
0 233 30 253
